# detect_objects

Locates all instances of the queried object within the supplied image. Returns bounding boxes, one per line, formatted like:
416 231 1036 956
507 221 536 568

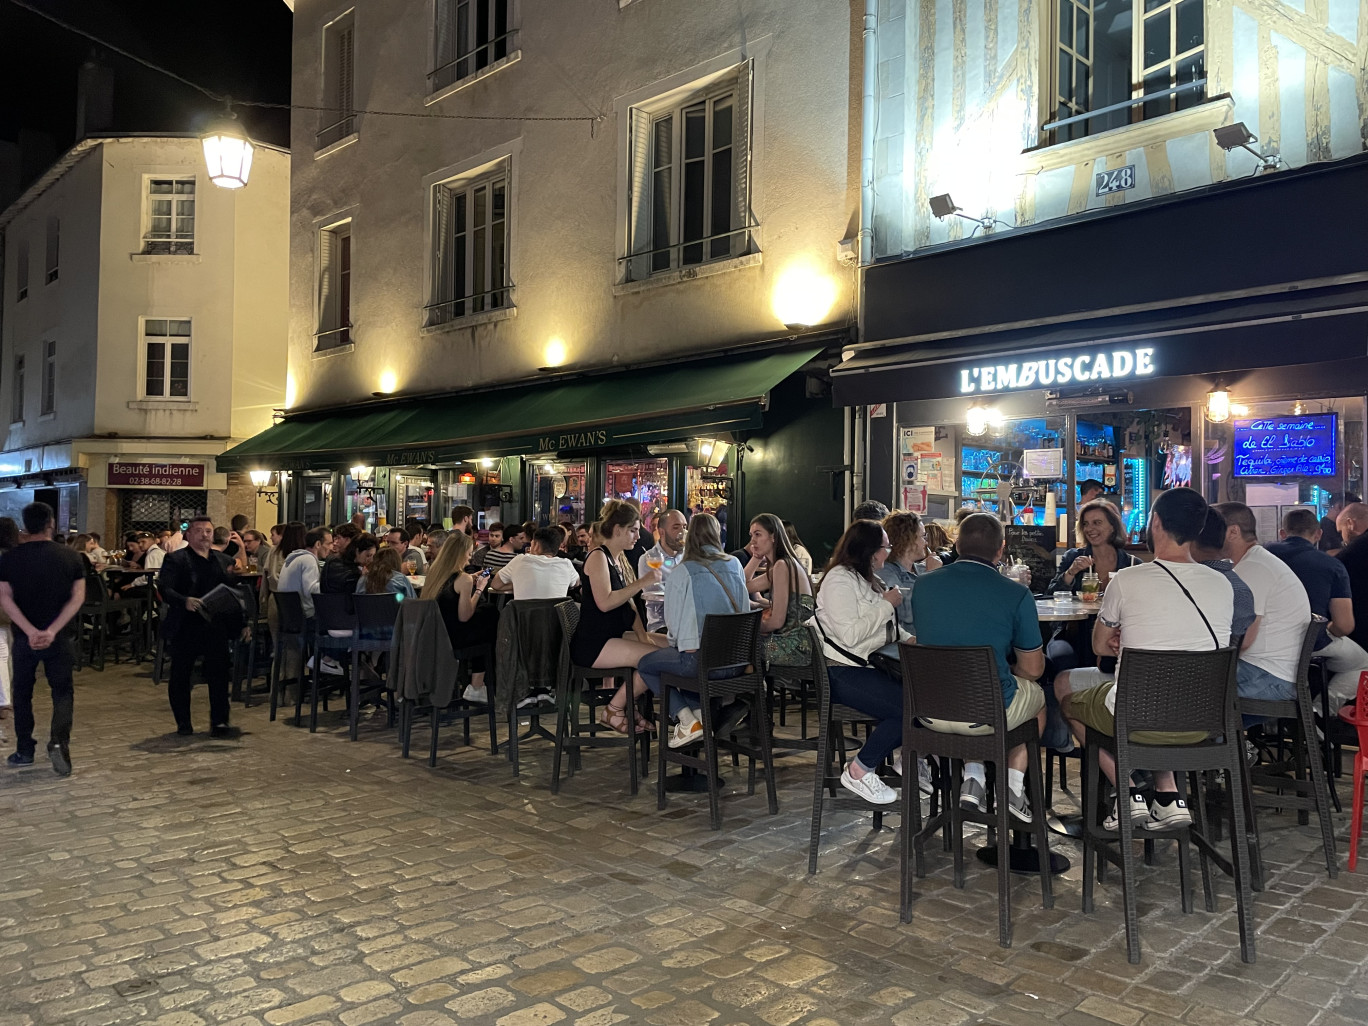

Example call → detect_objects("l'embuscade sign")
958 346 1156 394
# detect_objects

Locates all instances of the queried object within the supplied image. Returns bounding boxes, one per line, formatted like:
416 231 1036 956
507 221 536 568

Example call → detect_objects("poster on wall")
900 454 926 512
918 452 948 494
900 426 935 455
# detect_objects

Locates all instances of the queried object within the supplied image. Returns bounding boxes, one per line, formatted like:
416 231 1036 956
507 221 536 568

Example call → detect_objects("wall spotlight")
928 193 1005 235
1213 122 1284 174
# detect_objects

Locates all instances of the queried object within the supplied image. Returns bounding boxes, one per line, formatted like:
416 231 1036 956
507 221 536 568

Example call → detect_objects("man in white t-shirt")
1213 502 1312 703
1055 489 1235 832
491 526 579 600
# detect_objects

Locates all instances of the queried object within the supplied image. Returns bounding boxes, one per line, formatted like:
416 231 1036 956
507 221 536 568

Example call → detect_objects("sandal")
598 703 630 735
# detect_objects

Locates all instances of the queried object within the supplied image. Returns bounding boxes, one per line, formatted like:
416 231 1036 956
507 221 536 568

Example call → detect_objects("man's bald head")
1337 503 1368 543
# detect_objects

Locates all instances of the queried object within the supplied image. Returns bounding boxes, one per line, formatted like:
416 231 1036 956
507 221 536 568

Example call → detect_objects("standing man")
0 502 86 775
1078 480 1105 505
158 516 238 737
638 509 687 632
451 505 475 537
1336 501 1368 659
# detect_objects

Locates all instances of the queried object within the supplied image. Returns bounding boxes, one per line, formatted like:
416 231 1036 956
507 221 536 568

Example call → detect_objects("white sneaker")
1103 791 1151 831
462 684 488 704
1143 796 1192 831
840 765 899 805
668 720 703 749
319 656 344 675
517 690 550 709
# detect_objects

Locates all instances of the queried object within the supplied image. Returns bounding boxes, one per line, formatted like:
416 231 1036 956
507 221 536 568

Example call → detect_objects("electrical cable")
6 0 602 127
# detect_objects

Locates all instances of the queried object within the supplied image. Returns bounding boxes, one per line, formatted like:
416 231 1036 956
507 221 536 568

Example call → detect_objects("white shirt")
143 545 165 570
496 553 579 600
1234 544 1312 683
1098 559 1234 713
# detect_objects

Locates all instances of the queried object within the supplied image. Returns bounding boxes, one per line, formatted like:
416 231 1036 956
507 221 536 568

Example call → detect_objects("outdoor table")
407 575 425 592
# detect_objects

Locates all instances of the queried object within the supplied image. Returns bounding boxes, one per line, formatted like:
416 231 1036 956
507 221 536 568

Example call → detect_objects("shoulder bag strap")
699 560 743 613
1154 561 1219 649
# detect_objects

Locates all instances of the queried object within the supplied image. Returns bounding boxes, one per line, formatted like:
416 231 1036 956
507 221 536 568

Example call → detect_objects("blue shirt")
910 559 1043 704
1198 558 1257 642
875 561 917 635
1266 536 1351 650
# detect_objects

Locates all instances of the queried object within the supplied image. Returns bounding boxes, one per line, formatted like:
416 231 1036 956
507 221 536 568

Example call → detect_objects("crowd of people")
3 484 1367 826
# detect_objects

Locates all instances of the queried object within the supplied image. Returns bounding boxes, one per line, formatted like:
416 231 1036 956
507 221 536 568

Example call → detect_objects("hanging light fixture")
965 404 991 437
201 105 255 189
1205 386 1232 424
1292 399 1307 416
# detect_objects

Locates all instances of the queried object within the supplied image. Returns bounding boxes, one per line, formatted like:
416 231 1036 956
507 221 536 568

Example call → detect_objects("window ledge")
1020 97 1236 173
130 253 202 264
612 251 762 296
311 342 356 359
420 306 517 336
314 132 359 160
9 420 22 428
424 49 522 106
38 413 55 422
127 400 198 411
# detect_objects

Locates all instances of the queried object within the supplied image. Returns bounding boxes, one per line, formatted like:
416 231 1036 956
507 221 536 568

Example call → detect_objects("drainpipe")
860 0 878 267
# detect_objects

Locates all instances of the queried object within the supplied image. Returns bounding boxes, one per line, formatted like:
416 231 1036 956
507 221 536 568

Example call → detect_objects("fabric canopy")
217 347 821 472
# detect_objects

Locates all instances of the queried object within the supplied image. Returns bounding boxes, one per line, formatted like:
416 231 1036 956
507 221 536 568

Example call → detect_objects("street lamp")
201 109 255 189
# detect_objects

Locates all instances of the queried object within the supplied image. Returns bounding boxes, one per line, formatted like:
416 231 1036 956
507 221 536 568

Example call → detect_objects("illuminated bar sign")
958 346 1156 394
1233 414 1337 478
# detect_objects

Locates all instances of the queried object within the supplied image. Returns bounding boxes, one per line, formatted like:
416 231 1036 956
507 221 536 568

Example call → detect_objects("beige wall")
288 0 860 412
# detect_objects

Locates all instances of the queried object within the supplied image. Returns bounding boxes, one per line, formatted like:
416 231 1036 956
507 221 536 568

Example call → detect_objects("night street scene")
3 1 1368 1025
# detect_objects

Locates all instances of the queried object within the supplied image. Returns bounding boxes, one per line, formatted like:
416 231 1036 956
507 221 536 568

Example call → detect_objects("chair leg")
349 651 361 742
400 701 412 758
1081 741 1098 914
658 680 671 813
950 762 966 889
1028 739 1054 909
699 692 722 830
1225 761 1257 963
428 706 440 767
752 687 778 816
269 640 281 722
1115 749 1142 964
808 708 829 876
991 764 1012 948
1297 697 1338 877
899 743 919 921
1348 756 1365 872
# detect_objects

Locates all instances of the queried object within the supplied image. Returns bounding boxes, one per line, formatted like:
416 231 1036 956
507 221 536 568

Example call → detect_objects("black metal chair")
401 641 497 767
497 597 564 778
268 590 309 723
657 610 777 830
805 627 900 873
1240 617 1337 882
898 644 1053 948
1080 646 1255 964
306 593 357 732
550 601 648 795
347 593 401 740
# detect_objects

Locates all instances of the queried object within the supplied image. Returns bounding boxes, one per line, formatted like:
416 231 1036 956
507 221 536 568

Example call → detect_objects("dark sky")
1 0 291 186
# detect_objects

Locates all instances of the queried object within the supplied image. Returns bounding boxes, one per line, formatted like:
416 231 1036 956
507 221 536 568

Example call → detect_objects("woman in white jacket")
813 519 909 805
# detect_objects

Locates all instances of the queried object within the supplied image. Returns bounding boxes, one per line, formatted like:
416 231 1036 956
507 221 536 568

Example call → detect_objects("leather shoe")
209 725 241 739
6 751 34 766
176 725 194 736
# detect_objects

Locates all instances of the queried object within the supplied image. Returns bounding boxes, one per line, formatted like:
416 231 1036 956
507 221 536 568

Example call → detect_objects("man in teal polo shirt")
911 513 1046 823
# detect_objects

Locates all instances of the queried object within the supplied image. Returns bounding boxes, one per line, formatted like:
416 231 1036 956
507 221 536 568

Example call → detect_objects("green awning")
217 347 821 473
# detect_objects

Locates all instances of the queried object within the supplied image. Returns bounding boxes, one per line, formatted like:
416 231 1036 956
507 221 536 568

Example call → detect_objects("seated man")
1057 488 1234 831
1338 502 1368 656
1267 506 1367 704
1213 502 1312 703
491 526 579 600
911 512 1046 823
1188 507 1257 648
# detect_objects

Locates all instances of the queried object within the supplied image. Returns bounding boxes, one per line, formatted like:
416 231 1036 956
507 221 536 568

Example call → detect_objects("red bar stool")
1338 671 1368 872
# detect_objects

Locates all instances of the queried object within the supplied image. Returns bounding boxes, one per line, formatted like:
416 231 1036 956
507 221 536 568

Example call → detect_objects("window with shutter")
318 13 358 150
45 216 60 284
11 356 24 423
41 340 56 415
426 164 512 327
623 61 755 283
15 238 28 300
316 223 353 349
429 0 514 94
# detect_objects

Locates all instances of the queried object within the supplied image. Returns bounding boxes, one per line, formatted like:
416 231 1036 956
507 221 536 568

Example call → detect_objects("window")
11 356 23 423
317 223 353 349
1051 0 1205 141
625 63 754 282
143 320 192 399
431 0 512 93
143 178 196 254
15 238 28 301
427 168 509 325
41 341 55 416
318 13 356 150
45 216 59 284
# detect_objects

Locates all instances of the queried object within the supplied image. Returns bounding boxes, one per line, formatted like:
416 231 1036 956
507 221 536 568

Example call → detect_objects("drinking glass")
646 557 663 570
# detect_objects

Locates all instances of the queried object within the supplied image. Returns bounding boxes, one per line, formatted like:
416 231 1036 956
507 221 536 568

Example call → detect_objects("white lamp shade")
249 469 272 488
1205 389 1232 424
201 119 255 189
965 406 990 436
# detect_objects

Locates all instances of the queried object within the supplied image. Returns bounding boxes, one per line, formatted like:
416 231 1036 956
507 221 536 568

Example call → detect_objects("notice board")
1004 524 1058 595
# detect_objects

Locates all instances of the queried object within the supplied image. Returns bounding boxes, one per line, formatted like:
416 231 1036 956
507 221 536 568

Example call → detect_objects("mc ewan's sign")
535 429 608 453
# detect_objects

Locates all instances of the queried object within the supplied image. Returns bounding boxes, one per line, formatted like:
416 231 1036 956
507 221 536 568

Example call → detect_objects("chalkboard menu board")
1233 414 1337 478
1004 524 1058 595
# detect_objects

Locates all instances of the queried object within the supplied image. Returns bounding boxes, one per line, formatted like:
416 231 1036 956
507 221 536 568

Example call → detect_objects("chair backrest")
696 610 763 677
313 592 356 634
354 592 402 632
233 579 260 620
555 599 579 670
274 589 307 635
1296 615 1329 689
1113 647 1238 739
87 574 110 604
900 643 1008 731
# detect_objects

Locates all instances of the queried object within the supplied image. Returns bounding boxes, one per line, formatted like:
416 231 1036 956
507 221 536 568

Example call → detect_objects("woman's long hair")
278 521 307 556
361 546 402 594
1075 498 1128 549
751 512 805 585
422 530 473 599
818 519 885 590
682 513 727 563
348 533 378 565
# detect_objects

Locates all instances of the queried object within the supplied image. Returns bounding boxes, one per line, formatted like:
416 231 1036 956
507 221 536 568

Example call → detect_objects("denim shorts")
1237 660 1295 702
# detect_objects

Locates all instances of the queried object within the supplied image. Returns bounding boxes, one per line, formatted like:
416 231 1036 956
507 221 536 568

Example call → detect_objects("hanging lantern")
1205 387 1232 424
201 111 255 189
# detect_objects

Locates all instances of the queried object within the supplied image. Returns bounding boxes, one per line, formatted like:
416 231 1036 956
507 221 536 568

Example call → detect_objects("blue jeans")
827 663 903 770
1041 638 1078 750
638 647 700 718
1238 660 1296 728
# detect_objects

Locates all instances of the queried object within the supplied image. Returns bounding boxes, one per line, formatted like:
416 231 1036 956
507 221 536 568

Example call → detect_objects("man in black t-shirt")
0 502 86 775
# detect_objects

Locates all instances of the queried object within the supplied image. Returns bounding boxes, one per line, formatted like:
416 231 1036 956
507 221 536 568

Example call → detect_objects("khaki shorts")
1062 668 1207 745
921 677 1045 736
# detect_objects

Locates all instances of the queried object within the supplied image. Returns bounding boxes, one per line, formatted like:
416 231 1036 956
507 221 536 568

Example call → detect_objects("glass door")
533 459 588 527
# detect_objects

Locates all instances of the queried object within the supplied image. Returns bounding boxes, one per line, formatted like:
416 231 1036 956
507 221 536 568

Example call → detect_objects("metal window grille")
120 490 207 537
430 0 511 93
143 179 196 255
427 172 510 326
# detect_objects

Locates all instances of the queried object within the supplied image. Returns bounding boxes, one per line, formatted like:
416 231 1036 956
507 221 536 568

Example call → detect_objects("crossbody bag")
1153 562 1220 649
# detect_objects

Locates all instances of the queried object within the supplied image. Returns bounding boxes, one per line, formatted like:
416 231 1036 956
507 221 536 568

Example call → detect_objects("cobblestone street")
2 662 1368 1026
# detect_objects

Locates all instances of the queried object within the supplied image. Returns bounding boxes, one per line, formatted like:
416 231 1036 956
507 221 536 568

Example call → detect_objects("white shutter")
337 25 355 129
45 216 60 281
431 186 452 321
732 59 753 258
626 107 653 281
318 229 336 333
434 0 454 74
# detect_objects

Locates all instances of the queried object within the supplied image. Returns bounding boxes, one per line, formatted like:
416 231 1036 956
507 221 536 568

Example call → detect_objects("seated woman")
876 511 934 637
633 514 749 747
324 531 377 594
356 545 416 600
571 500 666 733
742 513 815 668
423 531 498 703
924 522 953 566
813 519 909 805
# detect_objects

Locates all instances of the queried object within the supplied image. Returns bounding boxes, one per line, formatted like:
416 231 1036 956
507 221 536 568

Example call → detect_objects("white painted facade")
286 0 858 413
0 136 289 536
868 0 1368 257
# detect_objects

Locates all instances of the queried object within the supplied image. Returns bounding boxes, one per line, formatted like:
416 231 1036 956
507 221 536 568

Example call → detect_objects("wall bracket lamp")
929 193 1003 235
1213 123 1284 173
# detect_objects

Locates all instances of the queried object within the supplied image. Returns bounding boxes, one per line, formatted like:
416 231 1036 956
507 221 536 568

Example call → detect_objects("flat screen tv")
1232 414 1337 478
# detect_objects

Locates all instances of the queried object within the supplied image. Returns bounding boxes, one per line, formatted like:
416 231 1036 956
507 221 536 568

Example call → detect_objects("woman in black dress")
422 531 498 702
572 500 665 733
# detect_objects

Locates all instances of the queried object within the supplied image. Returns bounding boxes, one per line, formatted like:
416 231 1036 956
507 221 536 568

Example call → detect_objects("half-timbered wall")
870 0 1367 258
